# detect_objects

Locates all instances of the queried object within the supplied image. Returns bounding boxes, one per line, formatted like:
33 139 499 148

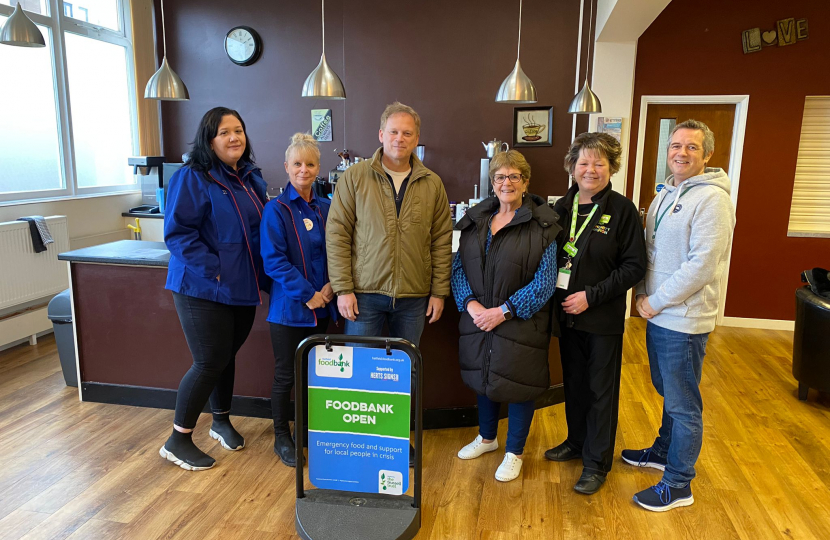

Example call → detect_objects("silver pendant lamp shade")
568 79 601 114
302 0 345 99
496 0 536 103
144 0 189 101
568 0 602 114
0 2 46 48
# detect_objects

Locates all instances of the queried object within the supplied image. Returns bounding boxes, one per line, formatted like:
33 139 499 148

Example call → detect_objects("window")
0 0 138 203
0 1 49 16
66 1 118 30
0 18 64 195
787 97 830 238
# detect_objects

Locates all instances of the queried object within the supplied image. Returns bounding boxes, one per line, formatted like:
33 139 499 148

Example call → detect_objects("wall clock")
224 26 262 66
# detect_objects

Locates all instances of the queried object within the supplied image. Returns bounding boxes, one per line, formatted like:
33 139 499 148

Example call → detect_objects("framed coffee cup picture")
513 106 553 147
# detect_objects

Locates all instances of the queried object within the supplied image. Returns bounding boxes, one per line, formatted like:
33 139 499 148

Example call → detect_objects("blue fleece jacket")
260 183 338 327
164 160 268 306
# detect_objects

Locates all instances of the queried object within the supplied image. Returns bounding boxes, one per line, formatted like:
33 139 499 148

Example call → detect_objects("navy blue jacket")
261 183 338 327
165 161 268 306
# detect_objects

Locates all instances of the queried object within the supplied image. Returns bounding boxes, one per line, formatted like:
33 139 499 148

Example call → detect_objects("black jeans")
172 292 257 429
559 327 624 475
269 319 329 436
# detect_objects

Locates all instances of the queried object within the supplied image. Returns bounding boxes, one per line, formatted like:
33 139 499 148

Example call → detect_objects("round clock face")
225 26 261 66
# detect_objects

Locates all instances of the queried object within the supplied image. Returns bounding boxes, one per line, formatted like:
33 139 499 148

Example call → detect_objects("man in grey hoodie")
621 119 736 511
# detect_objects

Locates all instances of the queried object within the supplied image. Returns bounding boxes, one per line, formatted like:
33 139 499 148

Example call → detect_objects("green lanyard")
652 186 692 240
563 197 598 257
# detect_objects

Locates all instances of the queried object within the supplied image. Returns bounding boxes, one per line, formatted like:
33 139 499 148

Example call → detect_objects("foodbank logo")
314 345 353 378
379 470 403 495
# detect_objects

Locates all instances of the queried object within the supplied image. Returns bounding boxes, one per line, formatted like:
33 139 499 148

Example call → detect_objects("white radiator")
0 216 70 312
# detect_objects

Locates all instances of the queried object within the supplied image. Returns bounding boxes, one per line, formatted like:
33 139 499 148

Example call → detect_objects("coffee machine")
325 148 354 197
128 156 165 214
313 176 334 199
479 139 509 199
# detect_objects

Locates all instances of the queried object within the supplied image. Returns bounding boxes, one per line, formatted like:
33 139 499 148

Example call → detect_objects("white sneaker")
495 452 522 482
457 435 499 460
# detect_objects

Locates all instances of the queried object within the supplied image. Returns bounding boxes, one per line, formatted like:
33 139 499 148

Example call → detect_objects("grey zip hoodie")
635 167 736 334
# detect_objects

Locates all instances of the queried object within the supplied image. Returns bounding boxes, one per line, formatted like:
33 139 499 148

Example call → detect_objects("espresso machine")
479 139 509 199
325 148 353 196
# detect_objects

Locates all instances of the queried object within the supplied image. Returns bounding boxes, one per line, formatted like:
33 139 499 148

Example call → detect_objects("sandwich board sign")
307 344 411 494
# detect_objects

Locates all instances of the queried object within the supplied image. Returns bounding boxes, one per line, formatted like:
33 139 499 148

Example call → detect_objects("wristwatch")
500 304 513 320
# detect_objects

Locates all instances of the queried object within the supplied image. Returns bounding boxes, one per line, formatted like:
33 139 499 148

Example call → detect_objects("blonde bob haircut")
563 132 622 176
489 149 531 184
379 102 421 135
284 132 320 163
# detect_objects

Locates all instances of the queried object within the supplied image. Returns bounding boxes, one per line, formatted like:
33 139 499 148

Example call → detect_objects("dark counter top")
122 212 164 219
58 230 459 269
59 240 170 267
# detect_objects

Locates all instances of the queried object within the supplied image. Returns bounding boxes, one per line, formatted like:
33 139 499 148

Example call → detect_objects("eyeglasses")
493 174 524 184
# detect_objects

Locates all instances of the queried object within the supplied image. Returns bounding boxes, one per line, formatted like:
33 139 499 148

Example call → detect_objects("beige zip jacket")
326 147 452 299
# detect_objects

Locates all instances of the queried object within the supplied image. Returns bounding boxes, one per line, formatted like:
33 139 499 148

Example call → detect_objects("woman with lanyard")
260 133 337 466
544 133 647 494
161 107 268 471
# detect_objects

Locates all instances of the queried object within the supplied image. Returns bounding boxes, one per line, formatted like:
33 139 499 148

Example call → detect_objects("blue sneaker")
621 447 667 471
633 481 694 512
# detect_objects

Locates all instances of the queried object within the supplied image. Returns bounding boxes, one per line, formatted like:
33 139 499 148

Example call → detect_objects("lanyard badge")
563 197 598 257
559 198 598 289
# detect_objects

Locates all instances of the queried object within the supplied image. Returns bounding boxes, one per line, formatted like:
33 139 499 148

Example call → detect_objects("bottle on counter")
469 184 482 207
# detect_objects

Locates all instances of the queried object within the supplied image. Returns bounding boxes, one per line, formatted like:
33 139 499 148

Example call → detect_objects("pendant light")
0 2 45 48
568 0 602 114
496 0 536 104
144 0 189 101
302 0 345 100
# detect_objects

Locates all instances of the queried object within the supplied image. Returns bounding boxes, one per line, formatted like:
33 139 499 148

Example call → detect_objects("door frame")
631 95 750 325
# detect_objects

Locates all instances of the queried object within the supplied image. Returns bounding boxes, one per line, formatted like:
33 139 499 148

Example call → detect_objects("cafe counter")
59 240 563 429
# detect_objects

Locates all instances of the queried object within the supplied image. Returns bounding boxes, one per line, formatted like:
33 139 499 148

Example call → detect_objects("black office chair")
793 268 830 400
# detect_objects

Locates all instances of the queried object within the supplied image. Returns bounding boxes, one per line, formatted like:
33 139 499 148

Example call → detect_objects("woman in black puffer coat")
451 149 562 483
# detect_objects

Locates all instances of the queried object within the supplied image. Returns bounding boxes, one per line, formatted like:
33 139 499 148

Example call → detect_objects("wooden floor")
1 318 829 539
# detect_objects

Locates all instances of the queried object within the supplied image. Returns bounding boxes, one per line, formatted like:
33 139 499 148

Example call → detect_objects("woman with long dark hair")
159 107 269 471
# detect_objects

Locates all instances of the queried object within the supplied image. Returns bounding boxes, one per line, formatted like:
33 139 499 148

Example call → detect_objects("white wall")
588 0 672 196
0 193 141 249
589 41 638 196
0 193 141 349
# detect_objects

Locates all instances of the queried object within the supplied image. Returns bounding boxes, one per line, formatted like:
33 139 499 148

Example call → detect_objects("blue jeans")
344 293 429 346
477 395 535 455
646 321 709 488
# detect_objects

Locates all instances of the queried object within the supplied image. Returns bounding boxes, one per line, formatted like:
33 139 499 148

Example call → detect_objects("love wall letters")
742 18 808 54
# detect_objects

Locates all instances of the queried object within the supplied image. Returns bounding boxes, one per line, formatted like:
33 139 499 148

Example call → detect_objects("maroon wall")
626 0 830 321
155 0 593 202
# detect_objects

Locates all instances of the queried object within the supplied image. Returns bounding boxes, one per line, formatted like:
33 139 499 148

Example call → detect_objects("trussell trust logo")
379 470 403 495
314 345 353 378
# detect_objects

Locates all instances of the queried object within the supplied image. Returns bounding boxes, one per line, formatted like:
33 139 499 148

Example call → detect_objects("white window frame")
0 0 140 204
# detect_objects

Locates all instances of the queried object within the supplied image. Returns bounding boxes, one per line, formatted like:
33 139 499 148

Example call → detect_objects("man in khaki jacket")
327 102 452 348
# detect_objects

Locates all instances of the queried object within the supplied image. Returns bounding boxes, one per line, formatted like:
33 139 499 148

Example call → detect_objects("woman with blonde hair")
260 133 337 466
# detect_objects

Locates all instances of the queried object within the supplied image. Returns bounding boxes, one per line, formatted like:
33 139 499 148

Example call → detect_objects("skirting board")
80 382 565 430
0 307 53 350
721 317 795 331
